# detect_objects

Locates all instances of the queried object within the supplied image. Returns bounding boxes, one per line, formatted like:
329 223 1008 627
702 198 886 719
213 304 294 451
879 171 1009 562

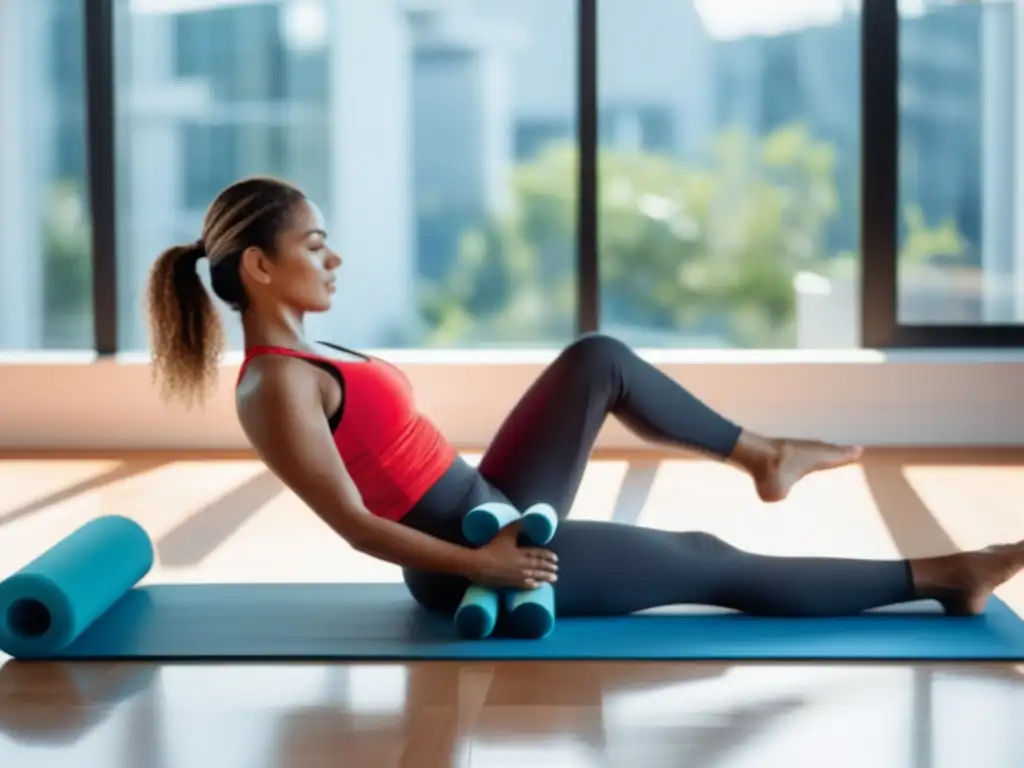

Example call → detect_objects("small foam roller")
461 502 522 546
505 582 556 639
520 503 558 545
0 516 154 659
454 585 500 639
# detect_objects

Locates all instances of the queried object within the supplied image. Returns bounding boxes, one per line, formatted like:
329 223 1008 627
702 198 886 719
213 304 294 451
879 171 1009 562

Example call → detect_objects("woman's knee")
559 332 631 372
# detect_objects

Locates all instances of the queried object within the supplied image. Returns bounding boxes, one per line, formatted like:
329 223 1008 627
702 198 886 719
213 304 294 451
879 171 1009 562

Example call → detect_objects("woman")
147 176 1022 619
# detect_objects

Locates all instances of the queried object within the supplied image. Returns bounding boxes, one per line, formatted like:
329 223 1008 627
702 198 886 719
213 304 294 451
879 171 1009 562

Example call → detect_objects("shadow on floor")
860 450 958 559
610 459 661 525
155 470 284 567
0 460 169 529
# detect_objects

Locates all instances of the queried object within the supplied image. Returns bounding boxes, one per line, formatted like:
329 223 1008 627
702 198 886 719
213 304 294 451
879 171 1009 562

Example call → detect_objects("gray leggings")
400 333 916 617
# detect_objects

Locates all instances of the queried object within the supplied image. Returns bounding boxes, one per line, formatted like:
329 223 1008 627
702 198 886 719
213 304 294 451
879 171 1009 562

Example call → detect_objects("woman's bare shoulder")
235 354 322 427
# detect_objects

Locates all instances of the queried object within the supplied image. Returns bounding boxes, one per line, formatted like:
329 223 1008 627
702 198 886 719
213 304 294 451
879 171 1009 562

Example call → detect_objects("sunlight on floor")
0 450 1022 615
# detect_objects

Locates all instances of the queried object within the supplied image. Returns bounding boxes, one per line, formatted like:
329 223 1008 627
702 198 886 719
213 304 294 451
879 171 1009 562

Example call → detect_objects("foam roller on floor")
0 516 153 659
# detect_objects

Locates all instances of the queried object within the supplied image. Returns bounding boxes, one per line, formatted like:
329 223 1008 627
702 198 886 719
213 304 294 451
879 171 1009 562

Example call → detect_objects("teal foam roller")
520 503 558 545
0 516 154 659
505 582 556 639
462 502 521 546
454 585 500 639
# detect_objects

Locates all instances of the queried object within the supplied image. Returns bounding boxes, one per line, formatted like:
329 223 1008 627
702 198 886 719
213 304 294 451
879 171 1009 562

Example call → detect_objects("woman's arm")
236 358 557 588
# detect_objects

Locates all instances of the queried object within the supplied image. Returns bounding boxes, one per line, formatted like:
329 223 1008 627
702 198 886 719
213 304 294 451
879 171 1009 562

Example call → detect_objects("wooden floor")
0 448 1023 767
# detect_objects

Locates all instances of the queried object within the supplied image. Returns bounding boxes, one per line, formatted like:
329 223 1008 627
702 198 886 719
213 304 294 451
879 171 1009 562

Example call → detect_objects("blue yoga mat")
2 516 1023 661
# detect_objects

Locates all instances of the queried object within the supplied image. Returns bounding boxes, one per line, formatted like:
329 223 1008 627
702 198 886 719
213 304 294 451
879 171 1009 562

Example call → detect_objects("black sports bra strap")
316 340 373 362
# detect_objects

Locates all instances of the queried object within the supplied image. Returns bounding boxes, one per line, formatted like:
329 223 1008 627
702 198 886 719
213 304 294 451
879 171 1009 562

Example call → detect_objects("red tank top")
237 343 457 522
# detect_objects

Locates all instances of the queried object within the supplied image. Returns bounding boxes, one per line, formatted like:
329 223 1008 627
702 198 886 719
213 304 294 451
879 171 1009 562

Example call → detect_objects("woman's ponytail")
145 240 224 408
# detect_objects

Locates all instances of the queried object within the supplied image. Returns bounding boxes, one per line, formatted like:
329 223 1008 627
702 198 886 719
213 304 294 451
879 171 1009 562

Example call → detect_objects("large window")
598 0 862 349
897 0 1021 327
114 0 578 352
0 0 92 351
2 0 1022 355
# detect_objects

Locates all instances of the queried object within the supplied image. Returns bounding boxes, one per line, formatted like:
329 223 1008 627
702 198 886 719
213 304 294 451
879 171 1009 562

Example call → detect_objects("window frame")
859 0 1024 348
80 0 1024 355
85 0 118 355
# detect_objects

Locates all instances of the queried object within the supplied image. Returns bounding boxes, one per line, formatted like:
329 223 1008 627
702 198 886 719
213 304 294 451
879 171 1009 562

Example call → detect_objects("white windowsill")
2 346 1024 367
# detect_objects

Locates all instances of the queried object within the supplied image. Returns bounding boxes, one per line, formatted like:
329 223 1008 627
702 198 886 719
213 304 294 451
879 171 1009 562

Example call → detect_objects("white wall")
1 351 1022 452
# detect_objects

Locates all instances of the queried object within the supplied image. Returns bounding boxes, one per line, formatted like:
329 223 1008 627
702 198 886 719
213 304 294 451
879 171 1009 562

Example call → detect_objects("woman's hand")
468 523 559 590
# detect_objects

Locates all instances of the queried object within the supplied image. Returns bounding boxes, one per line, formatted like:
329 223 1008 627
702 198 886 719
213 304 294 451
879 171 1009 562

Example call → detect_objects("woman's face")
242 199 341 313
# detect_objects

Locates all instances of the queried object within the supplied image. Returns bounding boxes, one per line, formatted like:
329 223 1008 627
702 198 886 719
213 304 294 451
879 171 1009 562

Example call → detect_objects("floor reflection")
1 660 1022 767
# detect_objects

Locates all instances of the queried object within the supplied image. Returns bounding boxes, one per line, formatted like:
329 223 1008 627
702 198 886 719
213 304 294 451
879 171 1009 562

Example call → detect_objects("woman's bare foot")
748 438 863 503
911 541 1024 616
